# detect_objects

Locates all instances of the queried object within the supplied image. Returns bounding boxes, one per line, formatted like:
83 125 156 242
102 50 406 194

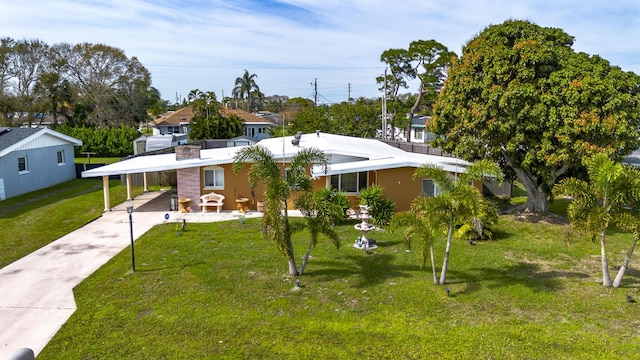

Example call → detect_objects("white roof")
81 132 468 178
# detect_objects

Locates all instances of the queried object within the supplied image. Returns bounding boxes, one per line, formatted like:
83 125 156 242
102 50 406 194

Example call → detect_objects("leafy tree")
376 40 456 142
328 98 381 137
294 187 348 275
187 89 243 140
553 153 640 287
263 94 288 113
233 145 328 277
431 19 640 213
399 159 502 284
377 48 413 139
405 40 456 142
232 69 260 112
289 105 330 134
62 43 152 127
289 98 381 137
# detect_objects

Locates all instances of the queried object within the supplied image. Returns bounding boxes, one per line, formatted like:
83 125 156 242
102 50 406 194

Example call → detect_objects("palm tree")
389 210 439 284
405 159 503 284
232 70 260 112
232 145 327 277
294 187 348 275
553 153 640 287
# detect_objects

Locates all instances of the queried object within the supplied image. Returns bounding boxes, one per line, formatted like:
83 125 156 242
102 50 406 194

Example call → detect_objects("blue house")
0 127 82 200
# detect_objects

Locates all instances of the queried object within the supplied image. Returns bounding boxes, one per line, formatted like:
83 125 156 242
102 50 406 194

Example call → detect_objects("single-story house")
82 132 470 212
0 127 82 200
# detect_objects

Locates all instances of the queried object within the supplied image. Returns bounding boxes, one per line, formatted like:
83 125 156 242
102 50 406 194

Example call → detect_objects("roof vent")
291 131 302 146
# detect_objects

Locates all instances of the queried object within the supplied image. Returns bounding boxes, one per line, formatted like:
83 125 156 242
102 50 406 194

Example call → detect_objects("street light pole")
127 205 135 272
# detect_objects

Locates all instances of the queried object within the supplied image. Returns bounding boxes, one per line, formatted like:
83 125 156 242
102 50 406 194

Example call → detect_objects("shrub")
359 185 396 226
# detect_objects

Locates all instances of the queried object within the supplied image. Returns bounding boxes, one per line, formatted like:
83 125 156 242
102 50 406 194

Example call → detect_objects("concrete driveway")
0 191 264 358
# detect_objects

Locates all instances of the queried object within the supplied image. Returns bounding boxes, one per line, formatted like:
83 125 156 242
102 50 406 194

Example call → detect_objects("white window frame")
331 171 368 194
57 150 65 165
414 128 424 141
18 156 29 174
203 166 224 189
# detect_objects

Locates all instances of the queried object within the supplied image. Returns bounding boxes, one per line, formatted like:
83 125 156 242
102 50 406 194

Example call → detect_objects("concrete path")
0 191 266 358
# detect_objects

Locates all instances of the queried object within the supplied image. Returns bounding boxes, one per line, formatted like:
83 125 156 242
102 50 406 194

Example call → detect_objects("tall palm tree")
553 153 640 287
232 145 327 276
232 69 260 112
405 159 503 284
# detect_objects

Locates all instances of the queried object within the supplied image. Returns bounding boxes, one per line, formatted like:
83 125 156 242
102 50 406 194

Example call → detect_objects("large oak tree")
431 20 640 213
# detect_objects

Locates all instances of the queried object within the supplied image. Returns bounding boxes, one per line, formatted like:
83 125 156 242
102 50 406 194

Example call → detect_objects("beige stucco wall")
193 164 480 213
373 167 423 212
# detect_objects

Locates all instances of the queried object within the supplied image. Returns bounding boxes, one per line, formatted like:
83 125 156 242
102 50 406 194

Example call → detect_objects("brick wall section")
177 168 200 211
176 145 201 212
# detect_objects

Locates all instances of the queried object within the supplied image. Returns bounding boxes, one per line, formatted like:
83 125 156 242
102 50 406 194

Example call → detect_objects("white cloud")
1 0 638 103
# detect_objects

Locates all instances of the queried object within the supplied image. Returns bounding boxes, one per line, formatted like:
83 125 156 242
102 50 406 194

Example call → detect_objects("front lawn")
38 216 640 359
0 179 149 268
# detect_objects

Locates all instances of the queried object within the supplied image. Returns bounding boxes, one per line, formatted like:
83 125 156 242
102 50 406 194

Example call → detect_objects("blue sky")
2 0 639 104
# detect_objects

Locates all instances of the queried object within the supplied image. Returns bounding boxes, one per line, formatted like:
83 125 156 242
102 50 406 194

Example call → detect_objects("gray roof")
0 127 82 157
0 128 42 150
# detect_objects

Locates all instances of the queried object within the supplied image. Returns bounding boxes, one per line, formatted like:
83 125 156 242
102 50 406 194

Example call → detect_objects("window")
203 166 224 189
165 126 180 134
414 128 424 141
18 156 28 173
422 179 440 197
57 150 65 165
330 171 367 193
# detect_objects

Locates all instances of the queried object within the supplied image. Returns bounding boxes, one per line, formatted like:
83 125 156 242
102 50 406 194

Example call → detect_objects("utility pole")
382 68 387 140
314 78 318 105
348 83 351 102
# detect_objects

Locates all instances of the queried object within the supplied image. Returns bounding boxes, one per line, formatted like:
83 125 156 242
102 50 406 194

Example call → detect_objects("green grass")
37 216 640 359
75 157 121 165
0 179 150 268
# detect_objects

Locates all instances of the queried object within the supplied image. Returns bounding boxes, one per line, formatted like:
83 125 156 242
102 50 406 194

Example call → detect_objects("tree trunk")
612 237 638 288
512 167 549 213
299 239 314 275
283 200 298 276
600 231 612 287
406 81 424 144
287 256 298 277
439 215 454 285
430 243 438 284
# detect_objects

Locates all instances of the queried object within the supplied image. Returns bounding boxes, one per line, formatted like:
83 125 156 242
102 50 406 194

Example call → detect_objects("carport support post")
102 176 111 212
126 173 133 200
143 172 149 192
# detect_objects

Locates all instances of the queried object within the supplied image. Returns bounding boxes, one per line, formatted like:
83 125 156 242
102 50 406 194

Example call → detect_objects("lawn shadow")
0 178 104 218
449 262 590 296
610 267 640 289
305 253 421 289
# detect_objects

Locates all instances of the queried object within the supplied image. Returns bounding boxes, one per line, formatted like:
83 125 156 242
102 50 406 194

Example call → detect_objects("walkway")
0 191 265 358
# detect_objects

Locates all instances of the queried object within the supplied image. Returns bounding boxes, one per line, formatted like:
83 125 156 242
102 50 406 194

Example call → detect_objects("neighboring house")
0 127 82 201
151 106 193 136
82 132 471 213
409 115 438 143
223 108 278 140
151 106 278 141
